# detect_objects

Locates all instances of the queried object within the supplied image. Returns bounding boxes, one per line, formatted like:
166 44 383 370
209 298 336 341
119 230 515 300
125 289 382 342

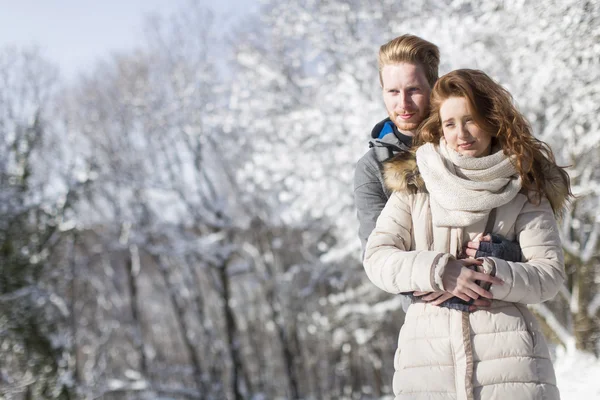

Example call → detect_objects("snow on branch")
0 286 35 302
581 221 600 263
588 292 600 319
558 284 572 303
559 211 581 256
0 286 68 317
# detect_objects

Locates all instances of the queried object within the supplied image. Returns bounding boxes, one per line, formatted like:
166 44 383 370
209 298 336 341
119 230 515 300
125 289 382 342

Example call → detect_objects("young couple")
354 35 570 400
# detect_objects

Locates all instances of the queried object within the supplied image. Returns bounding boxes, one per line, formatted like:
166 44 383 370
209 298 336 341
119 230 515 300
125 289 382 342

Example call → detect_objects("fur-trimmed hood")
382 149 571 216
382 150 424 193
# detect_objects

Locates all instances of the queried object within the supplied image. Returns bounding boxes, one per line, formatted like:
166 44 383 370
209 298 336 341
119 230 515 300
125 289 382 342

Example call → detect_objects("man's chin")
393 120 420 135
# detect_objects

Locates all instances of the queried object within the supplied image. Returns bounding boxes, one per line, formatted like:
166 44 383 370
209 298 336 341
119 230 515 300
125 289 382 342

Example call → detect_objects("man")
354 34 437 252
354 34 520 310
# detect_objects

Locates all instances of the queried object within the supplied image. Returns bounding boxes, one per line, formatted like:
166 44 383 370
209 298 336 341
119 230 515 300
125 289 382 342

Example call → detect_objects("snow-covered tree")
0 46 82 399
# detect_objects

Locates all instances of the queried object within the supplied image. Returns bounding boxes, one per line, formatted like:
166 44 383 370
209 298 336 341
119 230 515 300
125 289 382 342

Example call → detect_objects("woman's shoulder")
382 149 426 194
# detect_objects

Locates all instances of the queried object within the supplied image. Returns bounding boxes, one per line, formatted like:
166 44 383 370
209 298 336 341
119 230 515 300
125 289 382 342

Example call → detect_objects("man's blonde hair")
378 34 440 88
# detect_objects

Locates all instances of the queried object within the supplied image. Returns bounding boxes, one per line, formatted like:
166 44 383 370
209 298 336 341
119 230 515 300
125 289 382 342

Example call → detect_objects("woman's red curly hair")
418 69 570 205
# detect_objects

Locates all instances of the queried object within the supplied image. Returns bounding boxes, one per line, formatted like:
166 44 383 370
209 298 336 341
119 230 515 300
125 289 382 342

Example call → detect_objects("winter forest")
1 0 599 399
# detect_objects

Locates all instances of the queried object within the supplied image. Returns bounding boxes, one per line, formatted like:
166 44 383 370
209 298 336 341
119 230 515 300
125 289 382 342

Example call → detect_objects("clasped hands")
414 234 505 312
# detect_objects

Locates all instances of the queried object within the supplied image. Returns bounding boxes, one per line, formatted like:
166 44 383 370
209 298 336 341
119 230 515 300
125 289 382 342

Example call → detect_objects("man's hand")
414 291 492 310
441 259 504 302
413 291 453 303
463 233 522 262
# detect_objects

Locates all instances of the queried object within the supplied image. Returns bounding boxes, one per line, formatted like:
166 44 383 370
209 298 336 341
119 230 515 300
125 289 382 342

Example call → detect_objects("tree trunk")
154 254 206 399
217 258 245 400
68 235 81 386
126 245 149 376
573 258 597 353
265 294 301 399
187 256 224 397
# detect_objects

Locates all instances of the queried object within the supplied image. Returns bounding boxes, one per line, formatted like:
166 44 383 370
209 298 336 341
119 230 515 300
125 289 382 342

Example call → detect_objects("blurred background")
0 0 599 399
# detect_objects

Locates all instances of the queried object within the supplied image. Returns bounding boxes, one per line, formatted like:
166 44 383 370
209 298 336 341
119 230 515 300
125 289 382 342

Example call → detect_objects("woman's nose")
457 124 470 139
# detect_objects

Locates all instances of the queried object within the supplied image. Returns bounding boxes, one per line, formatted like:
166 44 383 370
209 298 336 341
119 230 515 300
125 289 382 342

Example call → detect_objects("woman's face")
439 96 492 158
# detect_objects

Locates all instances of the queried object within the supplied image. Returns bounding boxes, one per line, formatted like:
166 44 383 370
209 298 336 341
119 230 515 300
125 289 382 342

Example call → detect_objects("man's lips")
397 113 415 120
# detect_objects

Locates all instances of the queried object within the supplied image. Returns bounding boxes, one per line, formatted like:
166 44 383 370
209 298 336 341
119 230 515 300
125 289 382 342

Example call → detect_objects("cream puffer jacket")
363 151 569 400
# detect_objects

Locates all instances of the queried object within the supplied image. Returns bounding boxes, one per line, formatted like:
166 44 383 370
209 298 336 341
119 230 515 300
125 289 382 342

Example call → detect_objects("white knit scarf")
416 139 522 227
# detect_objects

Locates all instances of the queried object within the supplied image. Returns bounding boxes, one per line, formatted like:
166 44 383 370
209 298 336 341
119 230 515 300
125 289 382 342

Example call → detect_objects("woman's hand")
442 258 504 302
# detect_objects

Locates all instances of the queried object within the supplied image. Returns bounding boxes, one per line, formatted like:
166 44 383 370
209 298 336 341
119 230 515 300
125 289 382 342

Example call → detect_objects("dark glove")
475 233 521 262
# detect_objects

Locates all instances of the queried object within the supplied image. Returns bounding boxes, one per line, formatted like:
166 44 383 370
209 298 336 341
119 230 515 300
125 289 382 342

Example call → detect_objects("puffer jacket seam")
471 329 539 336
400 363 455 369
404 336 455 341
474 355 553 363
398 390 455 394
474 381 559 388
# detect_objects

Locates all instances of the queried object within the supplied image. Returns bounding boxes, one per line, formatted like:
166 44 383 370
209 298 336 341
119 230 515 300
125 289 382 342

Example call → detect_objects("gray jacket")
353 119 412 252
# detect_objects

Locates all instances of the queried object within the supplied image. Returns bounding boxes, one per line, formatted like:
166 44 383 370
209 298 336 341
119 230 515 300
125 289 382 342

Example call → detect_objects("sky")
0 0 257 80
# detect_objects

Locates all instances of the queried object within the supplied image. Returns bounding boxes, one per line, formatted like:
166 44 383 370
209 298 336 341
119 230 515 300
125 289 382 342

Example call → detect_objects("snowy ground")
555 349 600 399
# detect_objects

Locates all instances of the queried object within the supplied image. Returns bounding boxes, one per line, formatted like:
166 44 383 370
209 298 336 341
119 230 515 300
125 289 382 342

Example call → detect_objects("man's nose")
397 91 411 110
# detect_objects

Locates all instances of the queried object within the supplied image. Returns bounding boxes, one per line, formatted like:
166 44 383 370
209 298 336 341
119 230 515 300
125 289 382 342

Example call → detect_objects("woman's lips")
459 142 475 149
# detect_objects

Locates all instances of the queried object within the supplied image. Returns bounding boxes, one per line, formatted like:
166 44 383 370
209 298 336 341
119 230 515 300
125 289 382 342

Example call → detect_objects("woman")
363 69 570 400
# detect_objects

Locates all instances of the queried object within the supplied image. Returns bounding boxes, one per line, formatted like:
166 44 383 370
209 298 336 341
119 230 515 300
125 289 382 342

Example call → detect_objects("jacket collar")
370 117 413 148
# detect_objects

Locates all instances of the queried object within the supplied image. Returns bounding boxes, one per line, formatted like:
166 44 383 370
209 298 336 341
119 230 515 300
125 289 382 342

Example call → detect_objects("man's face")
381 62 432 136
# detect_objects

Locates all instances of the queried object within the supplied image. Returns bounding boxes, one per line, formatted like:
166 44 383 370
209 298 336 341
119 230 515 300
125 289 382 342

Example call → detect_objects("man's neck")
392 127 414 148
397 129 415 137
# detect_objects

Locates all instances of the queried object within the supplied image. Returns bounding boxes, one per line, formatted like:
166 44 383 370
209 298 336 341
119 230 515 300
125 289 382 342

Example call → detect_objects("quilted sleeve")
488 197 566 304
354 151 388 253
363 191 452 294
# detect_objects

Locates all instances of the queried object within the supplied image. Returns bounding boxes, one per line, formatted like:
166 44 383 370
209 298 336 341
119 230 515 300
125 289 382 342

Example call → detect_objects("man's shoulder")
357 147 378 165
357 142 410 167
356 146 386 177
354 148 382 188
355 145 412 184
